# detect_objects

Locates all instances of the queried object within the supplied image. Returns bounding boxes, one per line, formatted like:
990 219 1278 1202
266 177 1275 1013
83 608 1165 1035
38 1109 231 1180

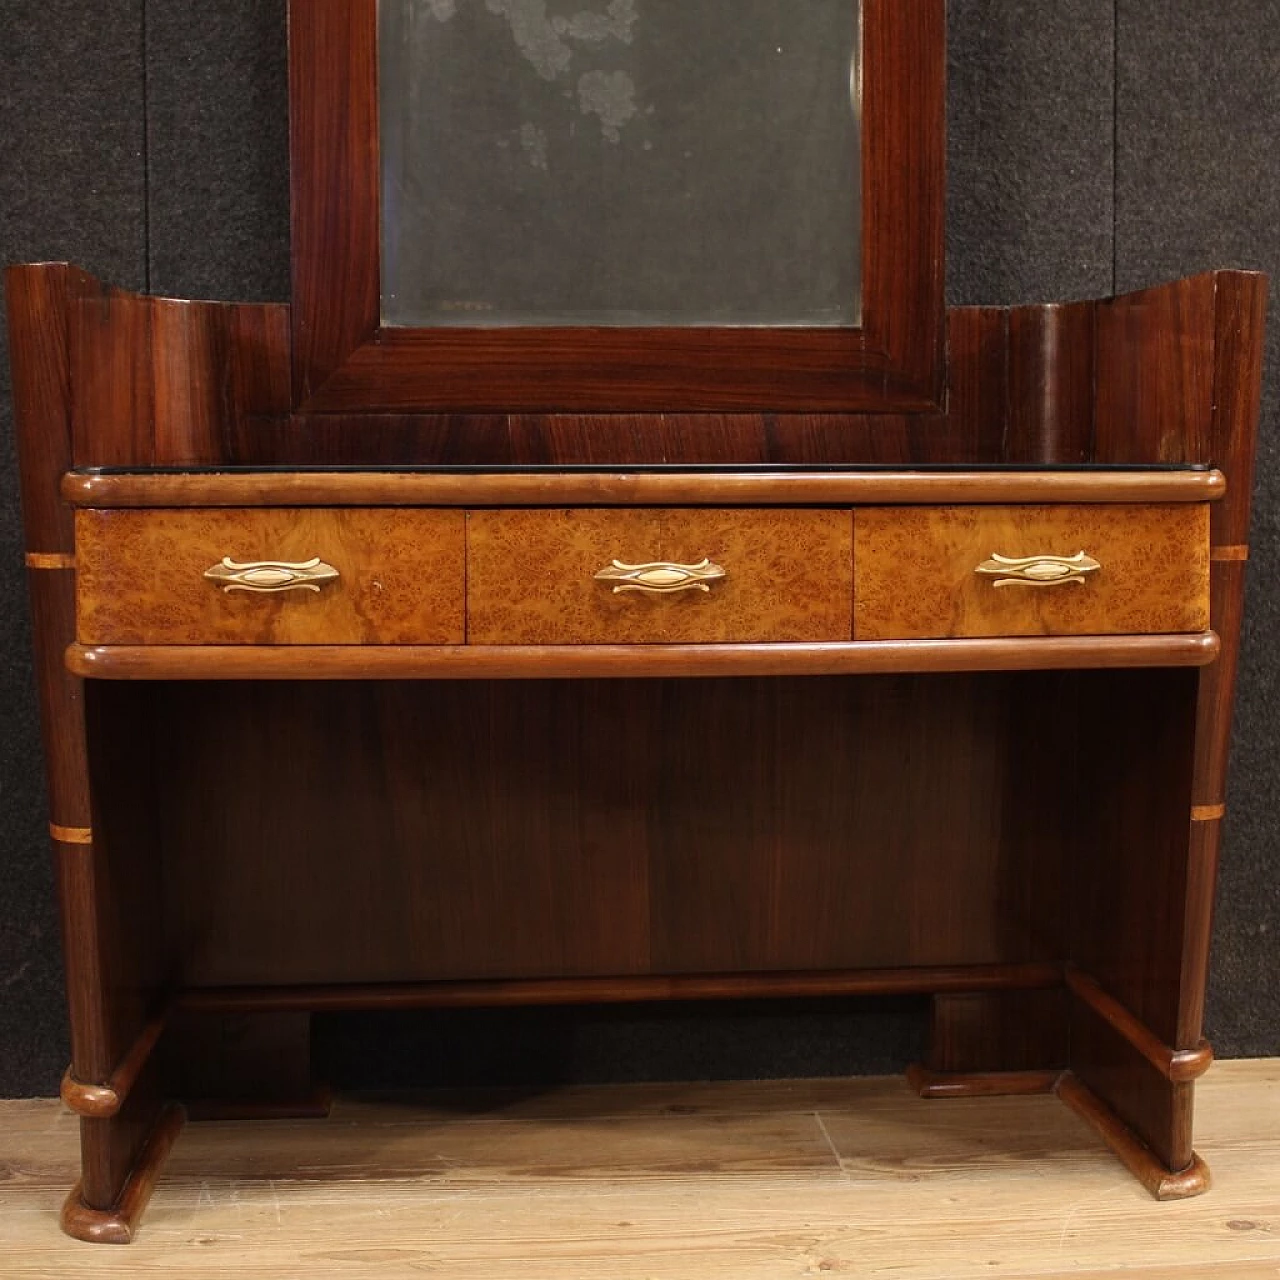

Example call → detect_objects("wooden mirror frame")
288 0 945 414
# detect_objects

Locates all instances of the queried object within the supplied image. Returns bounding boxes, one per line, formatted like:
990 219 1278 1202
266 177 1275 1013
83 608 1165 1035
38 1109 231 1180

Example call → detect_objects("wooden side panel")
1070 669 1201 1047
76 509 466 645
467 509 853 645
6 264 93 550
1176 270 1270 1046
1071 995 1194 1172
1207 272 1269 546
69 288 290 469
1094 274 1218 464
70 285 156 468
8 264 171 1216
855 504 1209 639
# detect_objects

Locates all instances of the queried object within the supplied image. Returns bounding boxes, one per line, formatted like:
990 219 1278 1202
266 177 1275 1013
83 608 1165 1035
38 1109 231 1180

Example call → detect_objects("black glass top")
77 464 1210 476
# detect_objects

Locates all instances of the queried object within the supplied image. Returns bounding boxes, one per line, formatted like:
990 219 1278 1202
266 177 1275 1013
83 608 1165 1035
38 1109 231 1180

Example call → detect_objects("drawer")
76 509 466 645
467 509 853 645
854 504 1210 640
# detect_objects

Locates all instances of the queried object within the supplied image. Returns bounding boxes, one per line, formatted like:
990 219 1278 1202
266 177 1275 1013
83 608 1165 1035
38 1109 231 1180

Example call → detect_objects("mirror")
379 0 862 328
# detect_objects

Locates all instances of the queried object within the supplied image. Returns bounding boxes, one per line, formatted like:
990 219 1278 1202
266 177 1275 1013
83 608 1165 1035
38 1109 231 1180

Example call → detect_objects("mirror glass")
379 0 861 328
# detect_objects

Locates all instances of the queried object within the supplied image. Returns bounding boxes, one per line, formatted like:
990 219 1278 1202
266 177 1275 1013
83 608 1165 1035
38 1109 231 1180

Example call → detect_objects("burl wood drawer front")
467 509 853 645
855 505 1210 640
76 509 466 645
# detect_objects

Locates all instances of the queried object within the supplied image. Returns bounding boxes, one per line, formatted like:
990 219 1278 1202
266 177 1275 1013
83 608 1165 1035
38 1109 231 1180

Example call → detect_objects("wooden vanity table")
6 0 1267 1243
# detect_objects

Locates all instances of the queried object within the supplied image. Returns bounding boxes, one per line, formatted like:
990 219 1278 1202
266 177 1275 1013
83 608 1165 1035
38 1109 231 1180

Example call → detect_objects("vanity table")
6 0 1267 1243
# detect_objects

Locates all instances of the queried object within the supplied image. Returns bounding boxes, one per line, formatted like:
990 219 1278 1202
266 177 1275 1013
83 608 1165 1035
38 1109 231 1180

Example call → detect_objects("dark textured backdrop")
1 1 1276 1096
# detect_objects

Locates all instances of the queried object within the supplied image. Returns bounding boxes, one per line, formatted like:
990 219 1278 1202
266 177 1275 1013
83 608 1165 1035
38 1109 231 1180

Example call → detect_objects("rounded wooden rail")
66 634 1221 682
175 963 1065 1015
1065 969 1215 1084
58 1016 166 1119
60 468 1227 509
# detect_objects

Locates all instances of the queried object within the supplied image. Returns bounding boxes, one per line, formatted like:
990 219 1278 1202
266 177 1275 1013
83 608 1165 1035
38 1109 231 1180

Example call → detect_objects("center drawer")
466 509 854 645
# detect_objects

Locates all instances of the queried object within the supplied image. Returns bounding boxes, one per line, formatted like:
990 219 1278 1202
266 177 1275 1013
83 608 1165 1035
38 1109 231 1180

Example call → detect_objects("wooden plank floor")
2 1061 1278 1278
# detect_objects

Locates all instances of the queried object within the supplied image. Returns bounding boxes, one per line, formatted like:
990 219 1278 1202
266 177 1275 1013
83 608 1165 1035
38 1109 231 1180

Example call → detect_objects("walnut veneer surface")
855 504 1210 639
75 508 466 645
74 502 1209 648
467 508 853 645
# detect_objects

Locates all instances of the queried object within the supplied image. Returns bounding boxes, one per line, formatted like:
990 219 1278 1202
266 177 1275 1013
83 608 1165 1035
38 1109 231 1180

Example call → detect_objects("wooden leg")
908 988 1068 1098
1056 1072 1209 1200
60 1104 185 1244
1065 983 1211 1199
165 1010 332 1121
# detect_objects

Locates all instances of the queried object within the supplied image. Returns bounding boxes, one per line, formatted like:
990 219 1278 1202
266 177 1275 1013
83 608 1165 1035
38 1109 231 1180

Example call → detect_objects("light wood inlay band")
25 551 75 570
50 823 92 845
1211 545 1249 562
1191 804 1226 823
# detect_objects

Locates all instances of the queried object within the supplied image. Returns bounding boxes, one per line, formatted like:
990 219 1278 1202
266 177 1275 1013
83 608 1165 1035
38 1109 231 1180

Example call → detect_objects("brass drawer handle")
593 558 727 595
975 551 1101 588
204 557 340 594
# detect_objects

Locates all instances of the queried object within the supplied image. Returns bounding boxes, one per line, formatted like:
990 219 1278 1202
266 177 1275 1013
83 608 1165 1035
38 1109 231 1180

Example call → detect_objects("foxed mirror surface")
378 0 862 328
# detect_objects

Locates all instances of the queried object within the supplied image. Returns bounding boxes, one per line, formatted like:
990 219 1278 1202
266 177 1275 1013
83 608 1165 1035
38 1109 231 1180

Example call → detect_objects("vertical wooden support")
6 264 182 1242
1180 271 1268 1047
1064 270 1268 1196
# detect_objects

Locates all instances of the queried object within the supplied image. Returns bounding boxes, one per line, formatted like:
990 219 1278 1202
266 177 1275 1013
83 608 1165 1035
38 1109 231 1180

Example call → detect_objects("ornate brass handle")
975 551 1101 588
593 558 727 595
204 557 339 594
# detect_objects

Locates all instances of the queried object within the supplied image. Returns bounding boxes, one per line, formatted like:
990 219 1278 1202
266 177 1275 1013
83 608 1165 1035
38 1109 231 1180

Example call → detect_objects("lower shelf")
67 633 1219 680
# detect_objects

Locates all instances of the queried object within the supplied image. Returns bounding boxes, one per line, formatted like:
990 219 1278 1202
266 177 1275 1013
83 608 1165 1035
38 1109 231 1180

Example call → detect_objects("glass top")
78 465 1211 476
377 0 862 328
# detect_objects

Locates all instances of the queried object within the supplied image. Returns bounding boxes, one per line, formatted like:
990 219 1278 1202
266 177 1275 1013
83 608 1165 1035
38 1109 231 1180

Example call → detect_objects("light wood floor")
2 1061 1278 1278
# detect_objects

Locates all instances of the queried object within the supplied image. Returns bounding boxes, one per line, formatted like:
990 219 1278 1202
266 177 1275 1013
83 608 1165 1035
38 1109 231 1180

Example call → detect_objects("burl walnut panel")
854 505 1210 640
76 509 465 645
467 509 853 645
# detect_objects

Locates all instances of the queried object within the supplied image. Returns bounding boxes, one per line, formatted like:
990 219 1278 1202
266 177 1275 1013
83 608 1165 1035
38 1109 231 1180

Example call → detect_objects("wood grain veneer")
467 509 853 645
133 674 1075 985
855 504 1210 639
65 634 1221 681
62 469 1227 509
75 508 465 645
